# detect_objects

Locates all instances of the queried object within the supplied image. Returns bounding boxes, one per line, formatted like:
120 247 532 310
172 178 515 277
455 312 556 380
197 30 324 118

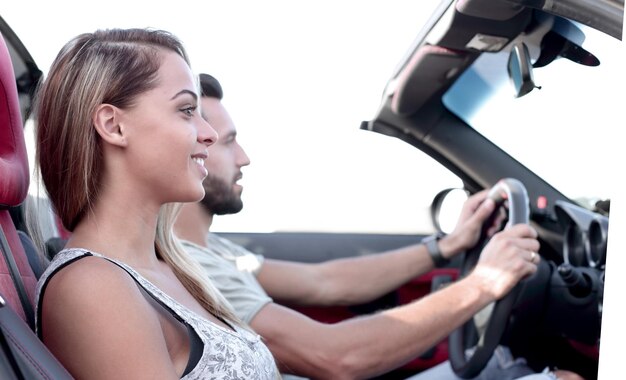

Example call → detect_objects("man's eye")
181 106 197 116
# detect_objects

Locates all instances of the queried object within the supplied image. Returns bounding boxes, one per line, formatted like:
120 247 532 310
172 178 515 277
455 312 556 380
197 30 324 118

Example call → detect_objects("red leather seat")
0 27 36 325
0 26 73 379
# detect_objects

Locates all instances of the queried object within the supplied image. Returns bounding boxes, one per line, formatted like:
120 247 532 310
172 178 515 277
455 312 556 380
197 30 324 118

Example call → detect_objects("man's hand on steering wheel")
470 224 540 299
439 189 507 260
449 179 542 378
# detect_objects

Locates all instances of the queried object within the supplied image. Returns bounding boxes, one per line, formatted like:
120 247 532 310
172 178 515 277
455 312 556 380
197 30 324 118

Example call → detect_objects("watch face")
423 232 444 243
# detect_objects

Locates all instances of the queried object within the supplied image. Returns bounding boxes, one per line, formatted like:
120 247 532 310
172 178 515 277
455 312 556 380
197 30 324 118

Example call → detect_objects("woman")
33 28 279 379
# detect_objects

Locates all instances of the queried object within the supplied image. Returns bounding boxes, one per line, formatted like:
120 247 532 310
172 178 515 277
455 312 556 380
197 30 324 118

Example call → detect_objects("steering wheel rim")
448 178 530 379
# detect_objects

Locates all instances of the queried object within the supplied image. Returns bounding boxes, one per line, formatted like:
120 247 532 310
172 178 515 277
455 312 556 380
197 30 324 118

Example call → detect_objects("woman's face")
116 50 217 205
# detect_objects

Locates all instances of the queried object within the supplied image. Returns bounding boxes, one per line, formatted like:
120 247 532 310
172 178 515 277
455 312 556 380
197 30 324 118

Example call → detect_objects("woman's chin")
173 186 205 204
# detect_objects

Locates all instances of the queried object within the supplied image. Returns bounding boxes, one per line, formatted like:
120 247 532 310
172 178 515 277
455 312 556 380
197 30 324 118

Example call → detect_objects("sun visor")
391 44 468 116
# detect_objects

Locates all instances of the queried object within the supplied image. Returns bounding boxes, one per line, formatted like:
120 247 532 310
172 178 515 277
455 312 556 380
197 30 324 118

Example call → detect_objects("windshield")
443 21 623 209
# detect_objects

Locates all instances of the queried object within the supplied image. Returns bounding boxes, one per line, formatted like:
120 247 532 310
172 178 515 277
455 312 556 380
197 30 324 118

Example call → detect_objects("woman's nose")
198 117 218 146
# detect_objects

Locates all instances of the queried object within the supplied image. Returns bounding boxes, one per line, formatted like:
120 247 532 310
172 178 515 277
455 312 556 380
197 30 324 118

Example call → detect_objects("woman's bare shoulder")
44 255 140 303
40 256 178 378
41 255 155 330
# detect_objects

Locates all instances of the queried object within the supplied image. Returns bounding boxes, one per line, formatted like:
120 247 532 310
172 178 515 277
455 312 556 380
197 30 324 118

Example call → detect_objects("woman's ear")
93 104 127 147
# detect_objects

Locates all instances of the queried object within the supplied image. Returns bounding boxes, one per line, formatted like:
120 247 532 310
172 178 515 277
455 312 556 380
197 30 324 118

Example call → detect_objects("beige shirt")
182 234 272 324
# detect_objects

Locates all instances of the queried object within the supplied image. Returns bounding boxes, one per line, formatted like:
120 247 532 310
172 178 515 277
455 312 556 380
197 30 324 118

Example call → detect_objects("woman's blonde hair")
157 203 241 323
35 28 241 324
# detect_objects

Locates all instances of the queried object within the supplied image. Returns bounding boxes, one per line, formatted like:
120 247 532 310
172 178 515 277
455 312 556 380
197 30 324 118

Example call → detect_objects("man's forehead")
201 97 225 115
201 97 236 135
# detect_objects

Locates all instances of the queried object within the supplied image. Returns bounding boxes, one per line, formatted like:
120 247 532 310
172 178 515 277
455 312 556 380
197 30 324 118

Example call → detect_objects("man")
174 74 567 379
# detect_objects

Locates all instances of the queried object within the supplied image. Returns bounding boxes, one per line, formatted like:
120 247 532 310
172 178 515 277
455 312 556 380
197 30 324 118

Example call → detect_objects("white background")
3 0 467 234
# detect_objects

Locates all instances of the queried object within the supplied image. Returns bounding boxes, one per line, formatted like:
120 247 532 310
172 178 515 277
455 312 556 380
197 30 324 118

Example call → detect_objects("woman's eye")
181 106 197 117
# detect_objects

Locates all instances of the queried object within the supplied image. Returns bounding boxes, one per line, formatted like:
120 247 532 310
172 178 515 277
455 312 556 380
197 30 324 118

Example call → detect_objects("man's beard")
200 173 244 215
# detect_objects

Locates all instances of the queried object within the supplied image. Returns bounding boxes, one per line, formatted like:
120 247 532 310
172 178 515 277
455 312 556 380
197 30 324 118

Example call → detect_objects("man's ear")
93 104 127 147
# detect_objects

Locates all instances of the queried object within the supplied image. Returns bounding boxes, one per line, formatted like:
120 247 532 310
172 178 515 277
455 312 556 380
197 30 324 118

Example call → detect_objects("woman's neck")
66 199 161 268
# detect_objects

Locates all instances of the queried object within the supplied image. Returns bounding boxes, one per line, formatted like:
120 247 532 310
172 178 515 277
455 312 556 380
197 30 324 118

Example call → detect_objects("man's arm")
252 226 535 380
253 284 482 379
258 190 495 306
257 243 437 306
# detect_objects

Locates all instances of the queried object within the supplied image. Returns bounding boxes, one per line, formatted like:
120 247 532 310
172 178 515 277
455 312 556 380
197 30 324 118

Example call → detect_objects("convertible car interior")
0 0 622 378
356 0 618 378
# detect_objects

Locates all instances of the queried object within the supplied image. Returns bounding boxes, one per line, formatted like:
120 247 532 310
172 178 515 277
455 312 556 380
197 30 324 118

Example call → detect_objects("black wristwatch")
422 232 449 268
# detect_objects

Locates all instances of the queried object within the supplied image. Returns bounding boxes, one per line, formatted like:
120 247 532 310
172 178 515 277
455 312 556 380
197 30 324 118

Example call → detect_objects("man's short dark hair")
198 73 223 99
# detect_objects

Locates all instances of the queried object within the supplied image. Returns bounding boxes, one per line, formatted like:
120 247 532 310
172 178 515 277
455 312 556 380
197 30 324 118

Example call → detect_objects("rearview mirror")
507 42 537 98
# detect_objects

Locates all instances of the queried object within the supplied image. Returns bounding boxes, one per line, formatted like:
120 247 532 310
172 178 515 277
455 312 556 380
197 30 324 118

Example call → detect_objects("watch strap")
423 233 449 268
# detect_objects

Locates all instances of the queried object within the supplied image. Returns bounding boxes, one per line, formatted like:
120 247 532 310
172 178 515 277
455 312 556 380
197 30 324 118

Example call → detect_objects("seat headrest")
0 31 30 208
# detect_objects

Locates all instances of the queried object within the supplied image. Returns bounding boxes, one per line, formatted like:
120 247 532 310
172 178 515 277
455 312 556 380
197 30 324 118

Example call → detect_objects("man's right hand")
469 224 540 300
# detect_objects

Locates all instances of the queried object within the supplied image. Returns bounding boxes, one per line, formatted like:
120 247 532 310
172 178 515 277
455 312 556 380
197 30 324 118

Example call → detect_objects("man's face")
199 96 250 215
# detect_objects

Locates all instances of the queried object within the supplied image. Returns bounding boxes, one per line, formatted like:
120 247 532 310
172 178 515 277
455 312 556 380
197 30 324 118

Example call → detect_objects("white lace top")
35 248 279 380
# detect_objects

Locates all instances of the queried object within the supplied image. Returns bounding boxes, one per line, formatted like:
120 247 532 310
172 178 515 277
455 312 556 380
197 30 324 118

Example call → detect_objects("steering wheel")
448 178 530 379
